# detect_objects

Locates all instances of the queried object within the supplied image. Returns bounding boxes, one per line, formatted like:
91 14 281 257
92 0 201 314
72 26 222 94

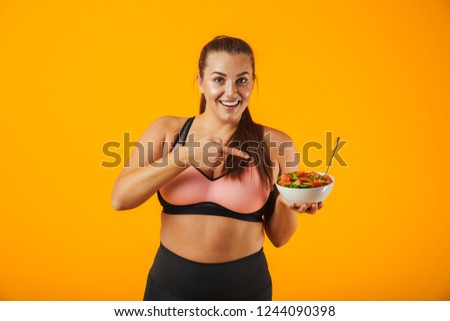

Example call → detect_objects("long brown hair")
198 35 273 188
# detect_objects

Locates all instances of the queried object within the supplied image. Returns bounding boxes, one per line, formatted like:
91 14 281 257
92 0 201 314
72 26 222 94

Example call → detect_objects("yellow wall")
1 0 449 300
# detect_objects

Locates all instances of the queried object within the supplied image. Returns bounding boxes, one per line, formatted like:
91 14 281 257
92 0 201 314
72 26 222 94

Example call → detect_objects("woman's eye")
237 78 248 85
213 77 224 84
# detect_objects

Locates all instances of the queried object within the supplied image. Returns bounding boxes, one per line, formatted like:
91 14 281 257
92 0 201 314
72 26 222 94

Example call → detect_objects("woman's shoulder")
262 125 293 144
145 115 191 136
261 125 297 172
138 115 191 145
150 115 189 129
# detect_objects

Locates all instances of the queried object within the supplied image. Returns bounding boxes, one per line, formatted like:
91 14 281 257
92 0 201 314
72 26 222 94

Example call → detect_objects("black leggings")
143 243 272 301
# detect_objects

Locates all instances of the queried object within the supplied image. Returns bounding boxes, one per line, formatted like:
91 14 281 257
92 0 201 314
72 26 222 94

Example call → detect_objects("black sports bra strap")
171 117 195 152
177 117 195 146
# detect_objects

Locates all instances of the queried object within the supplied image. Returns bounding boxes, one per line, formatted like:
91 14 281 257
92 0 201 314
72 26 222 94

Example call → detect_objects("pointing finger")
224 146 250 159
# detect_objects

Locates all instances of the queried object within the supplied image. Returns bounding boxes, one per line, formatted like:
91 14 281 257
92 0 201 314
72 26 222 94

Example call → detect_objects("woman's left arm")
263 128 324 247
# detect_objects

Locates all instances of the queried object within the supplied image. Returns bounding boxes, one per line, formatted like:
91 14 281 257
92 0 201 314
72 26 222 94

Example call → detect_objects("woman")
111 36 323 300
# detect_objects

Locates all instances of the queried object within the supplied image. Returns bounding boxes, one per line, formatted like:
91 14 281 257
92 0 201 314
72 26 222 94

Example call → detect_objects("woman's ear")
196 73 204 94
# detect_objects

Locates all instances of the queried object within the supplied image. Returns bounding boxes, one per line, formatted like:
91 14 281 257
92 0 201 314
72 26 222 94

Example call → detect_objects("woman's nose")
225 81 237 95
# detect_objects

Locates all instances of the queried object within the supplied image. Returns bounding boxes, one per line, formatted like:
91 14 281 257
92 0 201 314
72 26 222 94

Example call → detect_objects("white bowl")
275 172 335 205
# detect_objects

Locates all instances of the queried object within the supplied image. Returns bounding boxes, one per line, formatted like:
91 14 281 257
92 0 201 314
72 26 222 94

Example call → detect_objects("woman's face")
198 52 254 122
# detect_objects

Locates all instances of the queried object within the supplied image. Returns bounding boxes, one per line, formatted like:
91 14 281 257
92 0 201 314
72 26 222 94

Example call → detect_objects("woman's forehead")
204 52 253 73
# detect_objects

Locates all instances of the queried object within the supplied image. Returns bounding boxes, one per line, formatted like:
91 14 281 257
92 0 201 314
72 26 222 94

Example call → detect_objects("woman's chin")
218 105 246 121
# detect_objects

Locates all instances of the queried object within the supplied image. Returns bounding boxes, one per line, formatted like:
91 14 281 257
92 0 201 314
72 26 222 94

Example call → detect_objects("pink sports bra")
157 117 277 222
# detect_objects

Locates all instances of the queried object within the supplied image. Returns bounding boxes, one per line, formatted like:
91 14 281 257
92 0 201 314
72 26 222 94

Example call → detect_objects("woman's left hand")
289 201 324 214
276 194 324 214
276 196 324 214
276 195 324 214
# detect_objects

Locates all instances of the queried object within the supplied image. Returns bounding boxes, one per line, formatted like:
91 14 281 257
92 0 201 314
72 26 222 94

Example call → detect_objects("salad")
277 171 333 189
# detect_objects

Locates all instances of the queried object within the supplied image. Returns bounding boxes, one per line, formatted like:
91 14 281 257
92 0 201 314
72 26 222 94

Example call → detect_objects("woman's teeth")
220 100 240 107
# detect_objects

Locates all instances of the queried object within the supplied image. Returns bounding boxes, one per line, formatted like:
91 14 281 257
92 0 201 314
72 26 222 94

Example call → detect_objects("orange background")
1 0 449 300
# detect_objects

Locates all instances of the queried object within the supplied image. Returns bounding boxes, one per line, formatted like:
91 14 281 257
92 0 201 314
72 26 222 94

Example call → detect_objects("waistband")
150 243 271 300
159 242 264 266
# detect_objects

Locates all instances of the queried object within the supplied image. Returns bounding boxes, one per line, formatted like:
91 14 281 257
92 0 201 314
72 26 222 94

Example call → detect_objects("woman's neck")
195 111 240 140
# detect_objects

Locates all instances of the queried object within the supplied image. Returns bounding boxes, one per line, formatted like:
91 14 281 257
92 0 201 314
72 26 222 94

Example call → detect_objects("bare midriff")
160 213 265 263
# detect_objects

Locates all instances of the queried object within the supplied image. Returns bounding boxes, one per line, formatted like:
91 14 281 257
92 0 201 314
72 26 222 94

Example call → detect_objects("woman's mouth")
219 100 241 109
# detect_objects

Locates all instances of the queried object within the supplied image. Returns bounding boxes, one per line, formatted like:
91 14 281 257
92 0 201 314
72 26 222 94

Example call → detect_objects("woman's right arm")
111 116 188 211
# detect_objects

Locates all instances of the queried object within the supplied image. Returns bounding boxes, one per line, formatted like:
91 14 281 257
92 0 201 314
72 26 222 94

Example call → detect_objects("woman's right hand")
179 136 250 169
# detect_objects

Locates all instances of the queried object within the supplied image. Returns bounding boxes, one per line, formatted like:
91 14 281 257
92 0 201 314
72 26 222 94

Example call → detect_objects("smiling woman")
111 35 324 301
199 54 253 115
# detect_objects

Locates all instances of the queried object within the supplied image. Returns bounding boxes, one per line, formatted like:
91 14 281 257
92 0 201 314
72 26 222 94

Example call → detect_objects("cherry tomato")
280 173 293 181
277 179 291 186
298 171 308 177
312 180 323 187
